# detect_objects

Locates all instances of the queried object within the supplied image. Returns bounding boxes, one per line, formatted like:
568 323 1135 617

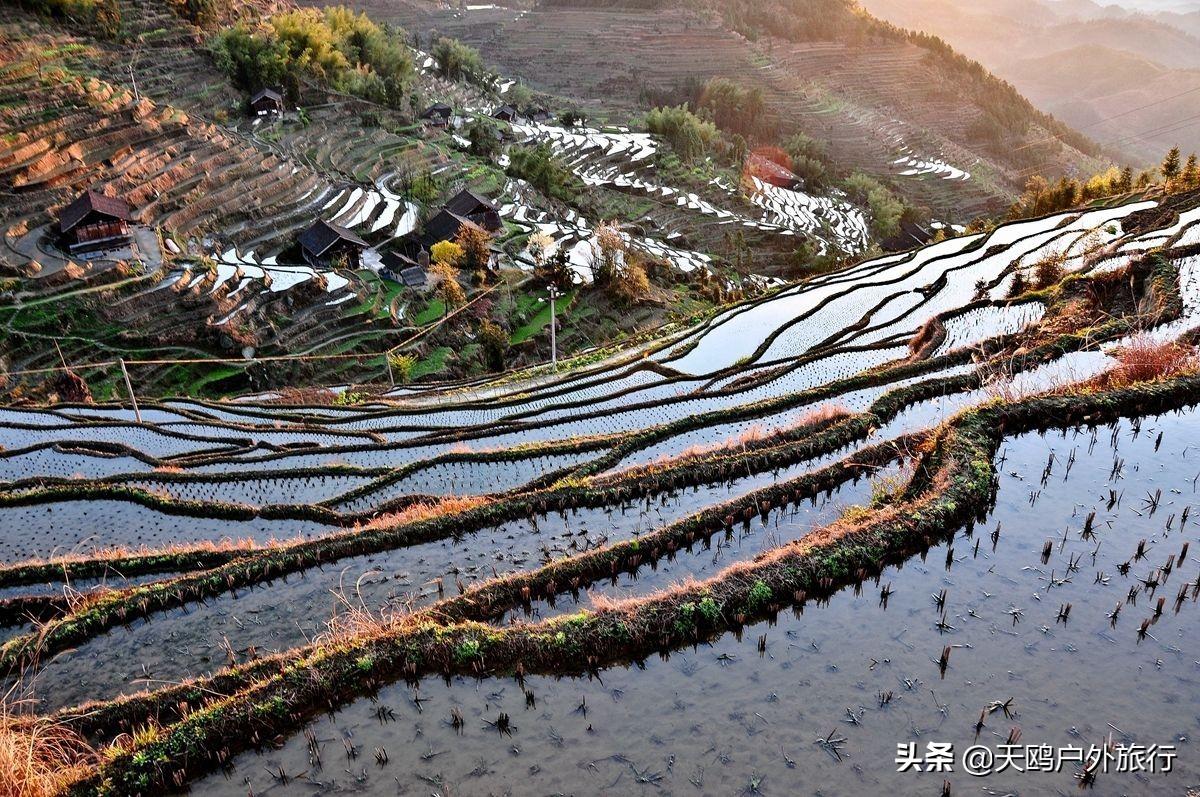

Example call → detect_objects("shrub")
506 144 580 203
0 686 96 796
387 352 417 383
697 77 770 140
1031 251 1066 290
697 595 721 624
477 318 508 371
645 104 720 163
453 638 481 663
432 36 486 85
747 580 773 612
843 172 905 239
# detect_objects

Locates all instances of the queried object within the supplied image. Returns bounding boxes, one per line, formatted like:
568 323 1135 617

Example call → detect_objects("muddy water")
196 408 1200 796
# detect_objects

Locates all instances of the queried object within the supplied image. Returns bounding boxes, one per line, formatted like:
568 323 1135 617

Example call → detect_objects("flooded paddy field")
2 198 1200 793
200 410 1200 796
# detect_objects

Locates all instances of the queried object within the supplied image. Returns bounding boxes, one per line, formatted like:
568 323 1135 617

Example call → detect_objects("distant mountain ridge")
860 0 1200 161
352 0 1107 214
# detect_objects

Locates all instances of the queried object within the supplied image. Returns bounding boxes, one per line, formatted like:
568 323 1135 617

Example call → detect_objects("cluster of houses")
58 182 503 293
419 102 553 130
291 188 503 284
379 188 503 285
54 89 537 288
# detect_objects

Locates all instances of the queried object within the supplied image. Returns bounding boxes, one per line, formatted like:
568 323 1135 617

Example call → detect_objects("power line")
1012 84 1200 154
1011 112 1200 181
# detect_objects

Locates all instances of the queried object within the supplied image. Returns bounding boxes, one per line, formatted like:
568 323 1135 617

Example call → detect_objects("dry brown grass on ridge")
606 404 852 480
1085 338 1199 391
0 536 287 574
352 495 489 533
0 684 95 797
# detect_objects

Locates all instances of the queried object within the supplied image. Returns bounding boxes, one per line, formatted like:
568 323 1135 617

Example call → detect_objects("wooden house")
491 104 521 123
444 189 503 233
59 190 132 252
380 249 429 288
250 87 284 117
298 219 368 269
420 102 453 128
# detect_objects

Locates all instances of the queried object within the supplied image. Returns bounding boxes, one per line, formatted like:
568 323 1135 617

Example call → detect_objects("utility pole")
547 284 560 369
118 358 142 423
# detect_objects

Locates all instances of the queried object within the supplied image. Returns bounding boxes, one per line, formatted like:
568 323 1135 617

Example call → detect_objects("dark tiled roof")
251 87 283 104
421 209 480 246
399 266 427 287
298 219 368 257
492 104 518 120
444 188 497 219
380 250 419 270
59 190 132 233
421 103 453 118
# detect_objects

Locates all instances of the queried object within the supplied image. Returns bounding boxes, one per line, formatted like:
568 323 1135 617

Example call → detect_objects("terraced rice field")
2 193 1199 793
358 2 1101 217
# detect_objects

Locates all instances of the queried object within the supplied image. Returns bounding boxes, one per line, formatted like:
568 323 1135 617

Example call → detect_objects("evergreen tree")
1181 153 1199 189
1118 166 1134 193
1161 147 1182 182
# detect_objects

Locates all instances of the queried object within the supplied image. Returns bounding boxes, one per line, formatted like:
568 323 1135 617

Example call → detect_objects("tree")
843 172 905 239
527 231 553 268
1162 147 1182 183
590 221 625 286
536 247 573 291
432 36 485 84
644 105 719 163
1118 166 1134 193
455 224 493 278
698 77 769 140
465 118 500 158
1180 153 1199 189
387 352 417 383
506 144 580 202
430 260 465 311
430 240 463 268
210 8 414 108
477 318 508 371
506 81 533 110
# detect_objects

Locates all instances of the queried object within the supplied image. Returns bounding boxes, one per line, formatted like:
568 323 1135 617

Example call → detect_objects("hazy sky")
1100 0 1200 10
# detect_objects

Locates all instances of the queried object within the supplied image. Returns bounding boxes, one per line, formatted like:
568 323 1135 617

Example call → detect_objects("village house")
420 102 453 128
443 188 503 233
381 189 503 283
58 189 132 252
491 104 521 123
380 248 430 289
746 152 801 190
298 219 368 269
249 87 284 117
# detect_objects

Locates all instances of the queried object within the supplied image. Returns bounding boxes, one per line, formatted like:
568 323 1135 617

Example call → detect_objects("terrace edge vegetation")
2 0 1200 795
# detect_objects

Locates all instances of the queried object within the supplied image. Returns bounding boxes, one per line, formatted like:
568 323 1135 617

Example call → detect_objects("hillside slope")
329 0 1106 216
861 0 1200 162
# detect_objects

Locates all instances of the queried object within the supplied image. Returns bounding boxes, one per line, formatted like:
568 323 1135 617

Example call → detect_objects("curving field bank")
0 193 1199 794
